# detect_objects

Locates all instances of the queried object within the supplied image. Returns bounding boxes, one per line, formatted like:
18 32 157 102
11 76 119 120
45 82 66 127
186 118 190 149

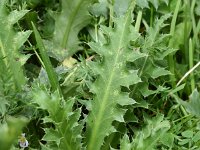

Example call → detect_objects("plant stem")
135 10 142 32
27 40 45 68
189 38 195 91
177 61 200 86
150 5 154 27
194 21 200 58
184 0 191 64
191 0 197 38
168 0 181 88
95 23 98 42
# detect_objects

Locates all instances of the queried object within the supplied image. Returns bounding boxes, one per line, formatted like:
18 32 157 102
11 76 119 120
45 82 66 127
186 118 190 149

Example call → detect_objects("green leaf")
0 1 30 91
0 97 9 116
136 0 149 9
90 0 108 17
131 14 172 102
50 0 95 60
149 0 159 10
182 89 200 117
138 83 157 97
132 114 170 150
7 10 29 25
43 128 61 146
114 0 132 17
85 2 141 149
0 117 27 150
143 14 171 49
120 134 132 150
127 50 147 62
195 1 200 16
124 110 138 123
169 84 185 94
91 0 134 17
32 23 61 94
178 138 190 145
14 31 32 50
168 23 185 49
160 133 174 148
182 130 193 138
32 86 83 150
147 66 171 79
193 131 200 142
117 92 136 106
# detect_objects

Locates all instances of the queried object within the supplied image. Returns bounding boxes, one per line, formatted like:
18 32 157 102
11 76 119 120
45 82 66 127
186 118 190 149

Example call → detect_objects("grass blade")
32 22 62 94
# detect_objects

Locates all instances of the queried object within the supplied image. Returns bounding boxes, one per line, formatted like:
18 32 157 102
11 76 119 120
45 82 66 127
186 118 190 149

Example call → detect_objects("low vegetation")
0 0 200 149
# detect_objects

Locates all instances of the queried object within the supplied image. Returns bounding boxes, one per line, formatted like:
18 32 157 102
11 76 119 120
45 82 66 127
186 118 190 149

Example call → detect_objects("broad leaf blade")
51 0 94 59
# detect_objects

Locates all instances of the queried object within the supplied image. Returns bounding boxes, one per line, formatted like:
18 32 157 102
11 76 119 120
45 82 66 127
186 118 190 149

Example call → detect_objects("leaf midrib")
87 15 130 150
61 0 83 48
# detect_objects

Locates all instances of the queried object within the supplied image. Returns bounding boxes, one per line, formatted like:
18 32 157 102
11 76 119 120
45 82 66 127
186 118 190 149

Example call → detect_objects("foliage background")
0 0 200 149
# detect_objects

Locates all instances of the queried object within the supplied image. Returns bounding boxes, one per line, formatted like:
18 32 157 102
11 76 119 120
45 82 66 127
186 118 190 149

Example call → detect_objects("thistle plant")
1 0 200 149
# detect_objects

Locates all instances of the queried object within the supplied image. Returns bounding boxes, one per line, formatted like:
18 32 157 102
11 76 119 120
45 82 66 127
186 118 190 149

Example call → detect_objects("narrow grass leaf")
32 23 61 93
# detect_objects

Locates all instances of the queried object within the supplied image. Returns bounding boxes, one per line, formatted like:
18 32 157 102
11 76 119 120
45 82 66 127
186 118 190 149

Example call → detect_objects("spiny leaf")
132 114 170 150
14 31 32 50
32 86 83 150
147 66 171 79
90 0 133 17
85 1 142 149
0 0 31 91
114 0 133 17
131 14 172 101
144 14 171 50
90 0 108 17
7 10 29 25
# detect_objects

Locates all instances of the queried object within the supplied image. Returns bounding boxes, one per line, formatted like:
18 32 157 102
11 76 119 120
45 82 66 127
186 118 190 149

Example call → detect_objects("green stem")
184 0 190 64
16 22 45 68
191 0 197 57
27 40 45 68
95 23 98 42
191 0 196 37
135 10 142 33
168 0 181 88
189 38 195 91
194 21 200 55
150 5 154 27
